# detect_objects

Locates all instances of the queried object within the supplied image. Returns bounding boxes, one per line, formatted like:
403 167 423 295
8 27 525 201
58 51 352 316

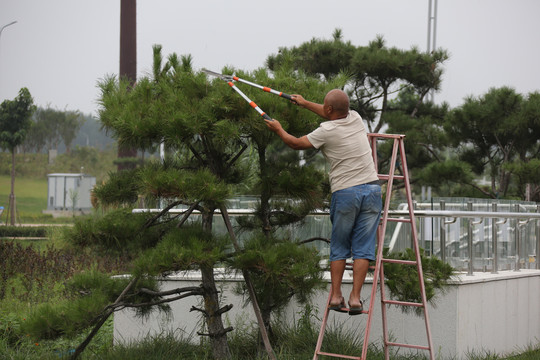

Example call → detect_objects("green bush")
20 269 162 341
0 226 48 238
0 240 128 303
62 208 171 254
383 247 455 314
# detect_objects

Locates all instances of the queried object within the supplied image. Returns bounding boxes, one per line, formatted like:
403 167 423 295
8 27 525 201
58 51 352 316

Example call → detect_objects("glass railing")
134 196 540 273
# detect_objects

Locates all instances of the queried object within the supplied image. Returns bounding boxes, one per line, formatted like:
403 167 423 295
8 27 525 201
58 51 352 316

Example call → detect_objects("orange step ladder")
313 134 435 360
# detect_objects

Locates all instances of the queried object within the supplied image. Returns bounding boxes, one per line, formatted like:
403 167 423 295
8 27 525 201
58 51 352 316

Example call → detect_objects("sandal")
328 297 347 313
348 301 363 316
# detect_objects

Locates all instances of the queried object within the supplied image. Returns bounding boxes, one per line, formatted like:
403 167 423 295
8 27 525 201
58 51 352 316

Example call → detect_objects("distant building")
45 173 96 215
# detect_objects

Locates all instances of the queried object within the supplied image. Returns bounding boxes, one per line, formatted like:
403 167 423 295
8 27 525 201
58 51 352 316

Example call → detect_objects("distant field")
0 175 48 220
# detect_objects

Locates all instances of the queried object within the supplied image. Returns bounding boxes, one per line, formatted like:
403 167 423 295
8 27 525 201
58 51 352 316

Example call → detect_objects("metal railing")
134 198 540 274
387 199 540 274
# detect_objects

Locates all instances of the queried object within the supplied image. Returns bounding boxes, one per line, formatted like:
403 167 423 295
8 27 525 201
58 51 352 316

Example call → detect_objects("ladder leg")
361 226 384 360
380 263 390 360
313 291 332 360
382 138 400 359
399 139 435 360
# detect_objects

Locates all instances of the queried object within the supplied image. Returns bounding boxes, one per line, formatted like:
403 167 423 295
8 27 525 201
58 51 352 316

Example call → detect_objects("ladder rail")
397 138 435 359
377 136 401 360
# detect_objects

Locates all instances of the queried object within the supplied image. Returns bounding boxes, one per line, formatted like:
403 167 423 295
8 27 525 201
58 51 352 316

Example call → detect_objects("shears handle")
228 82 273 121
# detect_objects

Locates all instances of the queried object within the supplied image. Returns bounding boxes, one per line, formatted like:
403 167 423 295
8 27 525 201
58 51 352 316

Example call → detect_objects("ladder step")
315 351 362 360
383 299 424 307
378 174 405 180
381 258 417 265
386 342 430 351
387 217 413 223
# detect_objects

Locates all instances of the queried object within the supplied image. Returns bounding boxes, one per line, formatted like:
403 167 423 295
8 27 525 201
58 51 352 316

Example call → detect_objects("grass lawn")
0 175 52 223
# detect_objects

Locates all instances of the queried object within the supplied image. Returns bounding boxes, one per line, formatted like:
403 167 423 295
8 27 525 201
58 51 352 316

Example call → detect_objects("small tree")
443 87 540 199
0 87 36 225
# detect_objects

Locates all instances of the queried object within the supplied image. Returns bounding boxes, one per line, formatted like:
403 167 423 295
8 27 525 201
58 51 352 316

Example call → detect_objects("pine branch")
176 201 201 228
298 237 330 245
188 143 205 165
71 276 138 360
136 286 203 297
143 200 184 228
190 305 208 317
226 142 248 169
112 289 203 310
197 327 234 338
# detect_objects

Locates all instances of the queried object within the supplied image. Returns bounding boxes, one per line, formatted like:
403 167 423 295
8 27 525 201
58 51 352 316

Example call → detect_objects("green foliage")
0 315 113 359
62 208 170 253
133 226 230 276
267 30 449 134
0 226 48 238
66 268 130 299
234 68 342 234
22 270 124 340
444 87 540 199
99 332 211 360
91 168 141 206
417 160 474 187
49 146 117 180
230 234 324 324
267 28 356 80
0 240 127 303
505 158 540 200
25 106 85 153
139 162 231 204
19 269 162 341
0 312 23 347
0 88 36 152
0 147 117 183
382 248 455 315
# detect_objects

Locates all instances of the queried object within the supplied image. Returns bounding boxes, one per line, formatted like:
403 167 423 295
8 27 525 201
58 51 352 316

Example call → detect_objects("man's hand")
291 94 326 119
264 118 283 133
264 118 313 150
291 94 307 107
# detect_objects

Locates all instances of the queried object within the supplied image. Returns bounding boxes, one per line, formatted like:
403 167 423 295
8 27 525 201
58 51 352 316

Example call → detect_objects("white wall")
114 270 540 359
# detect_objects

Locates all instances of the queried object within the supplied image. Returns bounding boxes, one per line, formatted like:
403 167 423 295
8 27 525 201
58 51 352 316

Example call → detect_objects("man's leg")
349 258 369 307
349 183 382 309
330 259 346 306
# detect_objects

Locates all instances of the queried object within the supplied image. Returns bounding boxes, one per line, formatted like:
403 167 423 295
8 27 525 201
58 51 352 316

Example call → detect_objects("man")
264 89 382 315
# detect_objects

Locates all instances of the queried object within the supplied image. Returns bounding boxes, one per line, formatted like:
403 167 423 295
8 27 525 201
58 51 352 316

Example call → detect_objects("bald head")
324 89 349 119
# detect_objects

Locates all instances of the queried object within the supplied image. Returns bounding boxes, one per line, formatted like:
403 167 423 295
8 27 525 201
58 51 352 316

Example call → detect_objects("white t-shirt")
307 110 379 193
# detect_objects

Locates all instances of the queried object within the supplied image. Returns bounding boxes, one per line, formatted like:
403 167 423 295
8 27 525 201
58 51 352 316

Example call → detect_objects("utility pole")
118 0 138 170
427 0 438 103
1 20 18 225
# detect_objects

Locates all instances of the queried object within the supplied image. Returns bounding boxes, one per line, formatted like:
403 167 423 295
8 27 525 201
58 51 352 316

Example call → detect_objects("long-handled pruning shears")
203 68 293 121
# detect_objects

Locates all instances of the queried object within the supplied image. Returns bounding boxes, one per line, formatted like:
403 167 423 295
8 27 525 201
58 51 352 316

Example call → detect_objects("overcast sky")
1 0 539 116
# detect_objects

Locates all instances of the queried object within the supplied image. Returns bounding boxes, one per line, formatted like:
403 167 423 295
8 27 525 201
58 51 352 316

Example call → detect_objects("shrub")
0 240 128 303
0 226 48 238
382 247 455 314
62 208 171 254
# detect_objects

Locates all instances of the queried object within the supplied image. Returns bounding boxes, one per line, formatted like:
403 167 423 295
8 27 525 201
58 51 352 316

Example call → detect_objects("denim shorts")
329 183 382 261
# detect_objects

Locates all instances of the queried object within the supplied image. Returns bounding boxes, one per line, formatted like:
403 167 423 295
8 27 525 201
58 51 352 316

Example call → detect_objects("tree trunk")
220 205 277 360
257 146 272 236
261 308 273 341
9 150 16 226
200 210 231 359
200 264 231 359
